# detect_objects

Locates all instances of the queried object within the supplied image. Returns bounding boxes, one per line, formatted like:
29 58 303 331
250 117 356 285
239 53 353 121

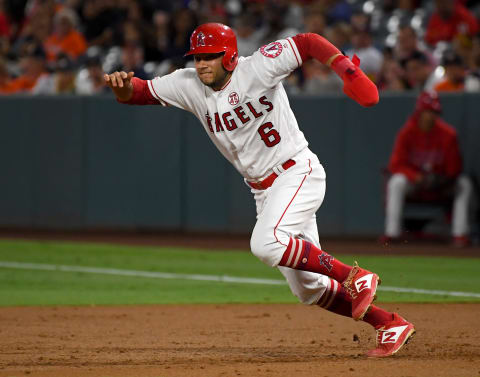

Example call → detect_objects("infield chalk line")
1 261 480 299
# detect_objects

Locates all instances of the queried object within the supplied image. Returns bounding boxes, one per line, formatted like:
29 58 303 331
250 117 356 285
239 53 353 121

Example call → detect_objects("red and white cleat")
367 313 416 357
342 261 380 320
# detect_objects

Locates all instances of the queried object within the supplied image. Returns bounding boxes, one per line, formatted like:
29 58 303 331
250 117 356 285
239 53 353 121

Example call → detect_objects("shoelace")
374 327 385 347
342 262 360 300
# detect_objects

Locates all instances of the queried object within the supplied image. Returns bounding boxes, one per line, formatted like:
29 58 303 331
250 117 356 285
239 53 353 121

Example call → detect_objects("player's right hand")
104 71 134 102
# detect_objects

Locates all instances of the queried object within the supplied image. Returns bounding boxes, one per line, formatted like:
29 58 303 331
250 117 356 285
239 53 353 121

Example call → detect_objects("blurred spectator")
324 22 351 52
0 0 10 39
425 0 479 47
259 1 300 44
234 13 263 57
303 10 327 36
44 7 87 62
0 0 480 96
80 0 122 48
0 45 47 93
144 10 170 62
400 51 438 90
299 17 349 95
10 2 54 59
302 59 343 94
325 0 352 25
345 23 383 82
32 53 76 94
377 50 408 91
382 91 473 247
465 33 480 91
196 0 229 24
23 0 63 22
434 50 466 91
165 8 197 60
349 11 370 32
75 49 109 95
394 25 435 64
120 43 148 80
120 0 150 50
0 57 10 93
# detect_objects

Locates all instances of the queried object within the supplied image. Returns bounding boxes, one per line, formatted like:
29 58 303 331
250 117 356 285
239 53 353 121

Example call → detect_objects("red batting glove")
330 54 379 107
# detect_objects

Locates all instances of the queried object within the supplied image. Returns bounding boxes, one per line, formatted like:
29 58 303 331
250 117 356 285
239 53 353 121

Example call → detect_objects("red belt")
247 159 296 190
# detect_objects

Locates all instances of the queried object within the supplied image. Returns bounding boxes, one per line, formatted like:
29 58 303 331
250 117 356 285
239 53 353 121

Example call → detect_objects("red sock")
279 238 352 282
318 279 393 327
363 305 393 328
317 278 352 317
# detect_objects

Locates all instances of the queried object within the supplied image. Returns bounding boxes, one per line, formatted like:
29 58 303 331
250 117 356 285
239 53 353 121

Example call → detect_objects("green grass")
0 239 479 306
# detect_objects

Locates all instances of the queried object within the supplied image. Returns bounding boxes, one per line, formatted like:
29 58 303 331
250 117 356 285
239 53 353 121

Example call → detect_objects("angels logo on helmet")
197 32 206 47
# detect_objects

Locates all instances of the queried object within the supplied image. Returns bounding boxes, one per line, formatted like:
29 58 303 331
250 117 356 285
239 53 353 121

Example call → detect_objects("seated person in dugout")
382 91 473 247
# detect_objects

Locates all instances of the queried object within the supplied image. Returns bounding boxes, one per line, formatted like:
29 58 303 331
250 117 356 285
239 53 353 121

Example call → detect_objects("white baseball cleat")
366 313 416 357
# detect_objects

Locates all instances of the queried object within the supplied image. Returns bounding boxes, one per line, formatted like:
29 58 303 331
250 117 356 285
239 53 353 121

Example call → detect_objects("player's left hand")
331 55 379 107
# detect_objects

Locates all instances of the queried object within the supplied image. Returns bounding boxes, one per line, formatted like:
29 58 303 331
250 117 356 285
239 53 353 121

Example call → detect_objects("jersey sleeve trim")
287 37 302 68
147 79 168 107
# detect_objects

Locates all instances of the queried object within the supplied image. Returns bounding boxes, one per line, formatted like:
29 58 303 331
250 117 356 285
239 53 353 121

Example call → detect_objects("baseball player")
383 91 473 247
104 23 415 357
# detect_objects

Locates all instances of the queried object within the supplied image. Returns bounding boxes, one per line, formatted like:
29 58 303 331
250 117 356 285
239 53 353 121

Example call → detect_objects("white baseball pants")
249 148 330 304
385 173 473 237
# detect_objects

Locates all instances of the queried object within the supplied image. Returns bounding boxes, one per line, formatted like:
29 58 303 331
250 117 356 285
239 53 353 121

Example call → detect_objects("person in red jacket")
425 0 478 46
383 91 473 247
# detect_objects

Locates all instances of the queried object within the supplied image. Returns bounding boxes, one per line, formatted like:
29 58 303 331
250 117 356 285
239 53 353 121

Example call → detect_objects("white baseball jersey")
147 37 308 180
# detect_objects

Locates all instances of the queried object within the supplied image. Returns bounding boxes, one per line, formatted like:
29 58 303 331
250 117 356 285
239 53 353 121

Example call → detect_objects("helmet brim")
184 46 227 57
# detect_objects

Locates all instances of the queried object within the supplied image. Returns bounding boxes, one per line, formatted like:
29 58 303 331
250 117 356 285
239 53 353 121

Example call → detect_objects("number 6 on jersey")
258 122 281 147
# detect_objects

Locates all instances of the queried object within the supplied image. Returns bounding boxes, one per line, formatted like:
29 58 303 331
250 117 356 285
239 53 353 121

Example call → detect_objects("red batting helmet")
415 91 442 114
184 23 238 71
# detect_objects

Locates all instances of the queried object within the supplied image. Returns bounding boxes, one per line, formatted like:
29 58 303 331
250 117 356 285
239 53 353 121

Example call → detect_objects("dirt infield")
1 303 479 377
1 231 479 376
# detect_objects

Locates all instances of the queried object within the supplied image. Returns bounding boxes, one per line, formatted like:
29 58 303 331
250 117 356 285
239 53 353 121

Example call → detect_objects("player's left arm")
292 33 379 107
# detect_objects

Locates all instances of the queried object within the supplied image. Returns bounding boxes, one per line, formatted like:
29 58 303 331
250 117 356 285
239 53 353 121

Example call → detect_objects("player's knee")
387 173 408 194
250 231 275 267
293 290 319 305
281 268 330 305
457 175 473 195
250 228 287 267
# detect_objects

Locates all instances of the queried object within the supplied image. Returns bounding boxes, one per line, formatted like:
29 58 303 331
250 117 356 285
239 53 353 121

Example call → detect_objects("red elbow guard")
331 55 379 107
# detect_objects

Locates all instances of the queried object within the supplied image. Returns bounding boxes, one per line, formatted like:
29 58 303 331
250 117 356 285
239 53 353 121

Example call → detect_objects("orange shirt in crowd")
434 79 465 92
425 4 478 46
44 30 87 62
0 73 45 94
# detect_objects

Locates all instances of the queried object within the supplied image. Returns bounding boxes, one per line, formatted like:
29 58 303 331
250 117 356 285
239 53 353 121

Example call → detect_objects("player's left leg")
278 215 415 357
250 149 378 320
319 279 415 357
277 213 330 305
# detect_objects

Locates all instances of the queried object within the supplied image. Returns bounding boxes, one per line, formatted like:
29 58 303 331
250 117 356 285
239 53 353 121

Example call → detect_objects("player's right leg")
451 174 473 246
318 277 415 357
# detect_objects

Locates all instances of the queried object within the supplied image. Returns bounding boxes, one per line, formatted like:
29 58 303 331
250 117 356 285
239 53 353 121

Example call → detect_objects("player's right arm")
104 71 159 105
104 69 195 110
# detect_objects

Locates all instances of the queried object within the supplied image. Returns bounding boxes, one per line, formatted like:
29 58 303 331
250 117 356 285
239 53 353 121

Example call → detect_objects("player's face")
418 110 437 131
194 53 230 89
